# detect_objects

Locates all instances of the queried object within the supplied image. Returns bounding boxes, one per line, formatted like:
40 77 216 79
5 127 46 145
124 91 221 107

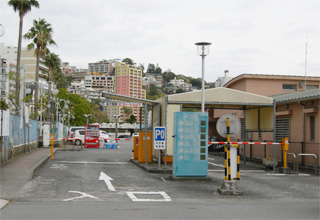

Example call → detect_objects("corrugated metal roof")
102 92 159 105
167 87 273 106
273 89 320 103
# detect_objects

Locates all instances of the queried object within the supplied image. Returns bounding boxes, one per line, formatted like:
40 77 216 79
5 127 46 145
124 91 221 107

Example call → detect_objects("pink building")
115 62 146 122
223 74 320 169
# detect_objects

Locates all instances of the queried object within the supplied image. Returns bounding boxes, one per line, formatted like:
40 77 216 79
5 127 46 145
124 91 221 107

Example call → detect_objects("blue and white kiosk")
172 112 208 177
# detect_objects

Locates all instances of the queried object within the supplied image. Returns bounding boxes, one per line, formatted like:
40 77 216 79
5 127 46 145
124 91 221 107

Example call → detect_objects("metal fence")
1 111 68 161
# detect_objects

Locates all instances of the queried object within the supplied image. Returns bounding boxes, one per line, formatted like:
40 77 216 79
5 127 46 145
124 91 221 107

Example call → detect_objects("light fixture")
195 42 212 112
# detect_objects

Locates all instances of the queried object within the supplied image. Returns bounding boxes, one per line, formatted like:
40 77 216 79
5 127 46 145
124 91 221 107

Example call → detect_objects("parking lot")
1 140 319 219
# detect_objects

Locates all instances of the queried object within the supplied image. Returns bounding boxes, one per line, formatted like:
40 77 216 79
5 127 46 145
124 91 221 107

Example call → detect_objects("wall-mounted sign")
105 102 143 107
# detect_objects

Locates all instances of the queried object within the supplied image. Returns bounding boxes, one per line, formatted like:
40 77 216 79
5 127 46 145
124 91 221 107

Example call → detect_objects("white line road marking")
161 177 166 182
50 164 68 169
208 158 215 161
298 174 311 176
58 161 128 165
209 169 266 173
99 172 116 191
126 191 171 202
208 162 225 168
63 191 99 201
267 173 286 176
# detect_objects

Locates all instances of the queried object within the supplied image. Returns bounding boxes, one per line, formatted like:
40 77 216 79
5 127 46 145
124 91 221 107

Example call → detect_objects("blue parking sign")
154 127 166 150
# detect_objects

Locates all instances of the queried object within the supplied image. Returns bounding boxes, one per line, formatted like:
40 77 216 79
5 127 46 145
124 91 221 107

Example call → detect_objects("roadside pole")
50 133 54 159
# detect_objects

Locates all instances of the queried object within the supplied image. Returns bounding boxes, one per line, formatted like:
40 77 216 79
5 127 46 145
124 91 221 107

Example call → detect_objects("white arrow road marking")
99 171 116 191
63 191 99 201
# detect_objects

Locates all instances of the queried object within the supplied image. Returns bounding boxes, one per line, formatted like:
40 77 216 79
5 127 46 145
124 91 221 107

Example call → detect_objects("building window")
310 116 315 141
276 118 290 142
282 84 297 91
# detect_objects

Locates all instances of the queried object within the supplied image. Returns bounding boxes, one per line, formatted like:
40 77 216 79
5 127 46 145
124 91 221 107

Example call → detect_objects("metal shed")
155 87 276 167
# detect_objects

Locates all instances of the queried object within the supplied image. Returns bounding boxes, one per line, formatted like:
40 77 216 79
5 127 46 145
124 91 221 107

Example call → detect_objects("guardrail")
297 153 318 175
287 153 296 173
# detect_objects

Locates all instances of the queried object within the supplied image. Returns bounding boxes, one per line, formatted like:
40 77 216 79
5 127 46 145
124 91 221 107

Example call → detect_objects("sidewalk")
0 147 57 210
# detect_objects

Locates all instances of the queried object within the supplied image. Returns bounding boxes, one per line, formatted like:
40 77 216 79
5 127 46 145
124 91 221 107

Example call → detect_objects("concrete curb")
129 159 172 174
31 148 58 179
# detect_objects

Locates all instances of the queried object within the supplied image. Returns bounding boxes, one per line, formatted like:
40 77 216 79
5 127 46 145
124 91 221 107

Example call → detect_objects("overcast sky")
1 0 319 82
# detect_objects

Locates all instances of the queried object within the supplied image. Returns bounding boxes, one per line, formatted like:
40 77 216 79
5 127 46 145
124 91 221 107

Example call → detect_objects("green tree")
44 52 60 121
122 58 135 65
162 70 176 84
24 18 56 117
125 114 136 124
139 64 145 73
146 63 155 73
0 100 9 110
8 0 39 114
190 78 202 89
56 89 91 126
176 88 184 93
124 107 132 115
155 67 162 74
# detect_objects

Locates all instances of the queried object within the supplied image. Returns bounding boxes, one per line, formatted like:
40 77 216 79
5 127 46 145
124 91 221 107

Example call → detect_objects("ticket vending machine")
85 125 100 148
173 112 208 177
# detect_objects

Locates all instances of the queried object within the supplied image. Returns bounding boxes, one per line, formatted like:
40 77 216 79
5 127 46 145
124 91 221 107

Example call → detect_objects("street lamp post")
84 114 90 125
195 42 212 112
113 115 121 141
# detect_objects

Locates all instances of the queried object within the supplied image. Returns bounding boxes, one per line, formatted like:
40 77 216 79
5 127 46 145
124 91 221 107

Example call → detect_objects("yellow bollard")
50 133 54 159
282 137 289 168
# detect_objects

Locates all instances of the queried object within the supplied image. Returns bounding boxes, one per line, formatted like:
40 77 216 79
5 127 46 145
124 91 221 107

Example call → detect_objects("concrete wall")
1 141 38 163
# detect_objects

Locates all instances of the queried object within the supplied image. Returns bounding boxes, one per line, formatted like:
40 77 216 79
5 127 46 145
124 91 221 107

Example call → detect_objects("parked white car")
73 129 85 145
132 133 139 138
99 131 110 143
74 130 110 145
68 126 85 142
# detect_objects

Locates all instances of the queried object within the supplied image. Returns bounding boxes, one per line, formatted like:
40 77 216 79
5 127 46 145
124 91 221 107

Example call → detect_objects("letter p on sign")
154 127 166 150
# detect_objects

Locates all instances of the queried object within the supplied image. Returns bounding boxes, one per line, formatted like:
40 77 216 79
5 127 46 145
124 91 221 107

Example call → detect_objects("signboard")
216 114 240 138
154 127 166 150
105 102 143 107
173 112 208 177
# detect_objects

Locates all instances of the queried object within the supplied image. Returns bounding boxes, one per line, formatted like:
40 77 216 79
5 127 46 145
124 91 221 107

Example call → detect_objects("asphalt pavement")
0 141 319 219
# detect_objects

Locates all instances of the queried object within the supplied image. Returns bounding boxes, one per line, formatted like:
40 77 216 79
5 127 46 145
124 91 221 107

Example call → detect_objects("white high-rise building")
215 70 233 87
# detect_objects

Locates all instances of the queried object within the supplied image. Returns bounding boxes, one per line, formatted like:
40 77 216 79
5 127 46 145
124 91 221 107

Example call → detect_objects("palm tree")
43 53 60 121
24 18 56 117
8 0 40 114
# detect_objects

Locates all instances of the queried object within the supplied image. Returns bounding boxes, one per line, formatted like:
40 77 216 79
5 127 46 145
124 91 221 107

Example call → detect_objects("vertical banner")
1 110 10 136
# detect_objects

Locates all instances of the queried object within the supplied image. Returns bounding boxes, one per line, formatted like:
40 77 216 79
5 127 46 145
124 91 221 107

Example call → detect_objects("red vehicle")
84 125 100 148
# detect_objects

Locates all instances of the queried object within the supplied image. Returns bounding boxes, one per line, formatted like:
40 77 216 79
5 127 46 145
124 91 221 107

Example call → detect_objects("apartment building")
20 48 48 81
0 45 26 112
67 87 104 103
0 57 8 102
144 72 163 85
114 62 146 122
88 60 113 75
215 70 233 87
85 74 114 93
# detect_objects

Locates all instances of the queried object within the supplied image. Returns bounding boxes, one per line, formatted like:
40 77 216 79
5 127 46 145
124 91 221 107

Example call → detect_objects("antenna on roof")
304 36 308 91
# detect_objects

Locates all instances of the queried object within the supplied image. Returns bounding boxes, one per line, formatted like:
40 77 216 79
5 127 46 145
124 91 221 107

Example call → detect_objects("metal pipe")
297 153 318 175
201 55 205 112
287 153 296 172
273 100 276 171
